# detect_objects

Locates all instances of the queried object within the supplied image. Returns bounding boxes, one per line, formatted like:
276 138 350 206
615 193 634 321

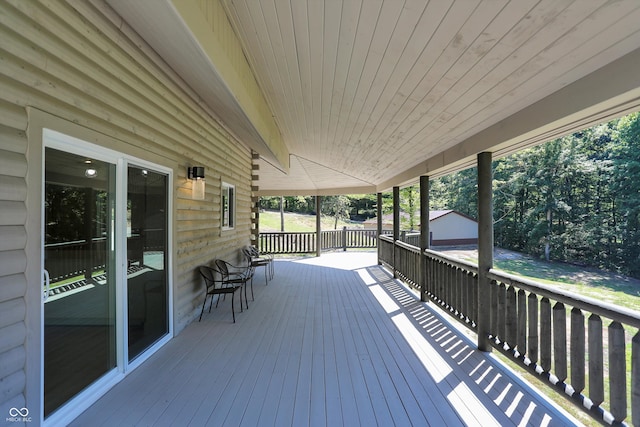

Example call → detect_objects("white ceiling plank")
308 0 325 149
375 0 613 178
338 0 407 168
232 1 290 139
274 0 308 145
320 0 341 149
332 0 384 162
290 0 314 152
411 0 640 163
342 0 431 170
254 0 305 146
326 0 363 163
349 0 451 165
361 0 481 159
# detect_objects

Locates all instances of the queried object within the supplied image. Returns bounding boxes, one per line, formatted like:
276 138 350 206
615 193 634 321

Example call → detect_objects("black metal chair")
242 245 272 288
198 265 242 323
244 245 274 283
215 259 254 308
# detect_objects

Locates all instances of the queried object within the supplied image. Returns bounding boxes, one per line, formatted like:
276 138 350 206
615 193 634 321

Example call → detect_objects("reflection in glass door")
43 148 116 417
127 166 169 360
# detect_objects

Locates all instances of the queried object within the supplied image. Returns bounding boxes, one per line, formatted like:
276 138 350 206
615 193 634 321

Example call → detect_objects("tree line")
261 112 640 277
431 112 640 278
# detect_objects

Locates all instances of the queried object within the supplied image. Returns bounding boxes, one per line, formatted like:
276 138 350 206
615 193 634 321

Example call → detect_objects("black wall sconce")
188 166 205 200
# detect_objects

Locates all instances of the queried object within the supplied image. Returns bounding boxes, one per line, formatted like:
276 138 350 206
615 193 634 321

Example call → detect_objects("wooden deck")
71 252 580 427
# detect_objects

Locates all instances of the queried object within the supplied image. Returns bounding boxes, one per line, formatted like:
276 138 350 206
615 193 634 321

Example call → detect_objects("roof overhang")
106 0 640 194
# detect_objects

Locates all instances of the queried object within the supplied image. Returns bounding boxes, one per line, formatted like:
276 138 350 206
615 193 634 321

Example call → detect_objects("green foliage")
322 195 351 229
400 186 419 230
435 112 640 278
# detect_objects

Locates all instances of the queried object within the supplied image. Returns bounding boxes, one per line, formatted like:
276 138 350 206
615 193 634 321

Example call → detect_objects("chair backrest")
241 246 254 261
199 265 222 289
214 259 232 280
216 258 254 281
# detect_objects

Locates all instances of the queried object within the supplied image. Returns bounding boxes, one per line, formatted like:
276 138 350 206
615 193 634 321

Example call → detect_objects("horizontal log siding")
0 0 254 413
0 121 27 412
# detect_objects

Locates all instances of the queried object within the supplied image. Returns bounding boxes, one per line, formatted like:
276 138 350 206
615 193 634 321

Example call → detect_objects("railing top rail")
259 231 316 235
395 239 421 253
488 268 640 328
45 237 108 248
425 248 479 274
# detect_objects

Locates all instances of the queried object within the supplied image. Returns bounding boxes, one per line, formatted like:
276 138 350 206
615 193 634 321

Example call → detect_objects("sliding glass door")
43 131 171 421
127 166 168 360
43 148 117 417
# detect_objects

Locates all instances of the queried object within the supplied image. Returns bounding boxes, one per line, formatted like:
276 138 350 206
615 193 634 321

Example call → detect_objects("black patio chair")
198 265 242 323
242 245 272 288
244 245 274 282
215 259 254 308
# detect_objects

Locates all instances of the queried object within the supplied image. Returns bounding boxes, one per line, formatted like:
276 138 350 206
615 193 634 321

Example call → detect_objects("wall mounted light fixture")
188 166 205 200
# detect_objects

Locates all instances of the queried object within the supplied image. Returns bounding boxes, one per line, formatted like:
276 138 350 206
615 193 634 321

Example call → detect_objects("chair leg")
199 293 208 321
231 291 236 323
250 276 254 301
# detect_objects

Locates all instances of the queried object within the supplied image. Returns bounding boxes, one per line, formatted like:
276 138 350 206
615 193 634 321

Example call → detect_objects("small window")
222 182 235 229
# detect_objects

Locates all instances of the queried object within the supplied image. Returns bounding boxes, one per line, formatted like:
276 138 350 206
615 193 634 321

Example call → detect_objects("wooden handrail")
383 238 640 426
488 268 640 329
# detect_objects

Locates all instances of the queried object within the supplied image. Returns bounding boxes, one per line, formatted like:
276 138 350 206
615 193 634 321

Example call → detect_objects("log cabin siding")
0 0 254 416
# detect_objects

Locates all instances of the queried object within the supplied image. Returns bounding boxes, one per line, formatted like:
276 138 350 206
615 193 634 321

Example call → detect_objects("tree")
400 186 419 230
322 195 351 229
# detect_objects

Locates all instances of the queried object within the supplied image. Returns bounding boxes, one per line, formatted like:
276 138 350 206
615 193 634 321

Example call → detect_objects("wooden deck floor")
72 252 580 427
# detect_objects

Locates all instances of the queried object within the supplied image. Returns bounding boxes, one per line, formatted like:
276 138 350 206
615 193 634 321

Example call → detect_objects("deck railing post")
477 152 493 352
316 195 321 257
377 192 382 265
342 226 347 251
419 175 429 302
393 186 400 278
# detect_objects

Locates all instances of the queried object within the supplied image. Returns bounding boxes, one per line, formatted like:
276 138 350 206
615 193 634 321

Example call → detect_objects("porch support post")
419 175 430 302
477 152 493 352
393 186 400 278
316 195 321 257
377 192 382 265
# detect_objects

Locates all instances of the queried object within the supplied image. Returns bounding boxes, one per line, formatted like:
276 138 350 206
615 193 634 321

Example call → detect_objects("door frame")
26 109 174 426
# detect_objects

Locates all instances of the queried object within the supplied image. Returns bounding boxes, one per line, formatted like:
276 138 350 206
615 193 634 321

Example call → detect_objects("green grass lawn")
453 249 640 311
259 210 364 232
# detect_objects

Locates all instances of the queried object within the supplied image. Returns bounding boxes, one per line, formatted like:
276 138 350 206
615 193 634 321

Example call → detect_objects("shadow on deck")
72 252 580 426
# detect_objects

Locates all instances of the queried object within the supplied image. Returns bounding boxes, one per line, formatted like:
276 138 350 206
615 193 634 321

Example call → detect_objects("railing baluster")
506 285 517 349
588 314 604 407
517 289 527 357
609 321 627 423
553 302 567 382
490 280 497 338
528 293 538 364
497 282 506 342
472 274 478 328
570 308 585 394
540 297 552 372
633 331 639 426
466 272 474 324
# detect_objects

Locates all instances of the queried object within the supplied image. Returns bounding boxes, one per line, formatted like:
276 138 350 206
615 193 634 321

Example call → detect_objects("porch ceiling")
106 0 640 194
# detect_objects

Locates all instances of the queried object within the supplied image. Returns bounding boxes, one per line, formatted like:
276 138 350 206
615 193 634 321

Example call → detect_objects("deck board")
71 252 581 427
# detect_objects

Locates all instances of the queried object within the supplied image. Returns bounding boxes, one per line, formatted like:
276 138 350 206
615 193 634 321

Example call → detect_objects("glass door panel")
127 166 168 361
43 148 116 417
